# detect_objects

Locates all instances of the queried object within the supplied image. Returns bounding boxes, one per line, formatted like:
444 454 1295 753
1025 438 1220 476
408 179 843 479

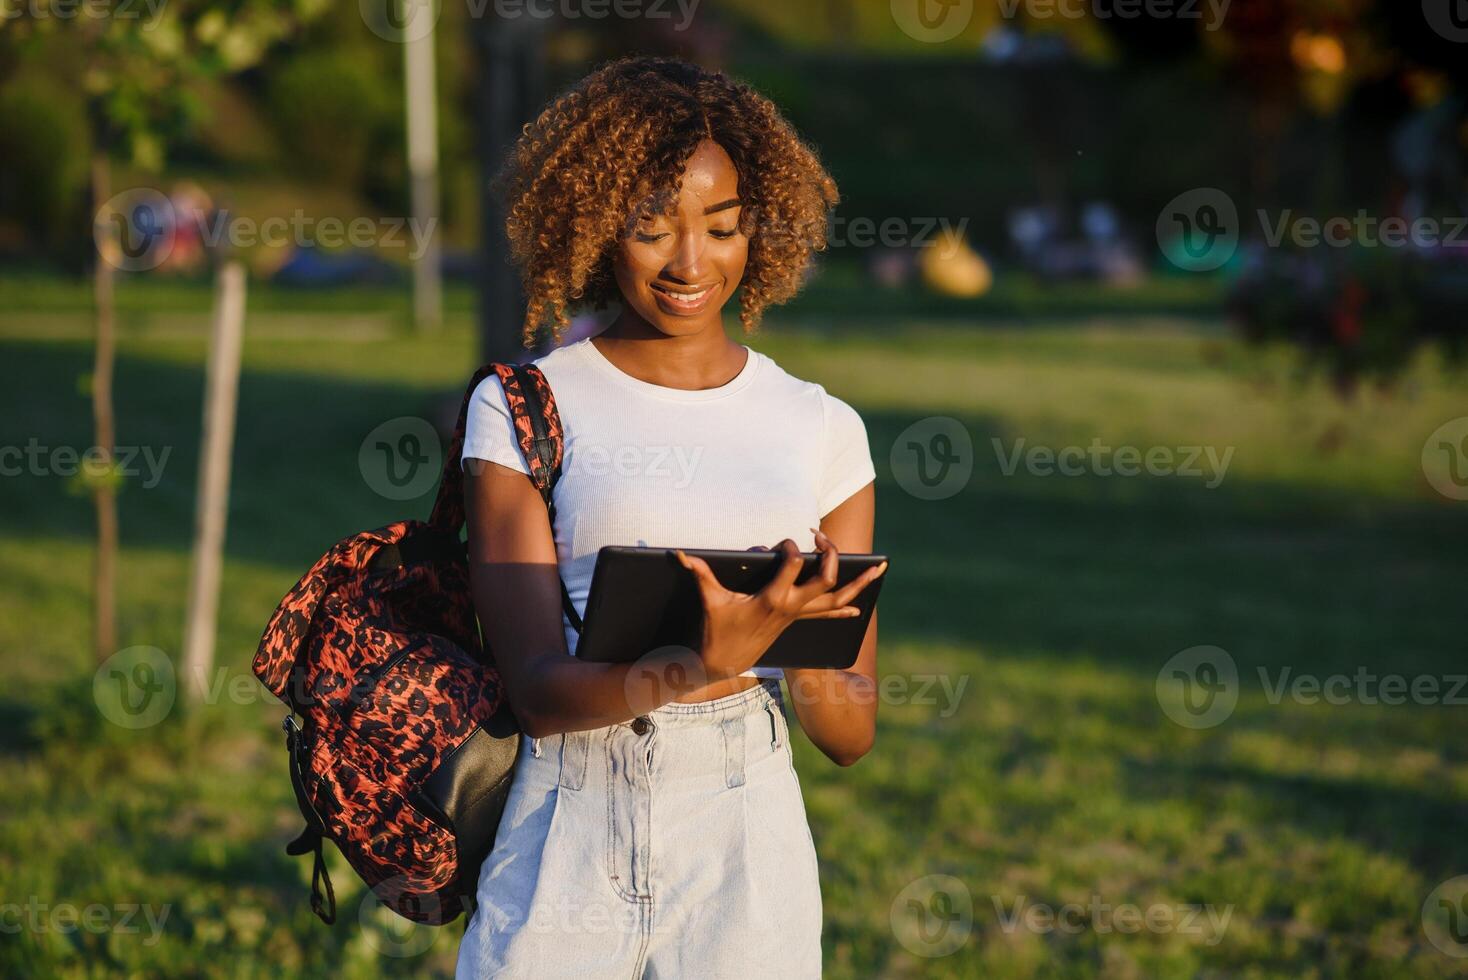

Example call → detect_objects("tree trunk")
90 151 118 663
472 22 548 365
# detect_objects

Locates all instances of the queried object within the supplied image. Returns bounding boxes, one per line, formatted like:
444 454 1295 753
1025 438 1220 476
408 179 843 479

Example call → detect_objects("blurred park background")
3 1 1468 977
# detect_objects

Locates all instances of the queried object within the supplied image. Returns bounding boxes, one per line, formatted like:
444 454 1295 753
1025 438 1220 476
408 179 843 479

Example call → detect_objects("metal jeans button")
631 716 651 735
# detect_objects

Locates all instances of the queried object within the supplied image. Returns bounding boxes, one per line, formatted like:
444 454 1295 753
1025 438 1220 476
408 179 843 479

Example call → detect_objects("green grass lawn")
1 281 1466 978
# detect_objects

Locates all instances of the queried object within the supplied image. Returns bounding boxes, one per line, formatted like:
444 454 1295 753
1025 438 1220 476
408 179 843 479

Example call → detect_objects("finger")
675 550 729 601
795 605 862 621
792 579 863 613
817 532 839 585
765 538 805 594
828 560 888 607
792 529 839 602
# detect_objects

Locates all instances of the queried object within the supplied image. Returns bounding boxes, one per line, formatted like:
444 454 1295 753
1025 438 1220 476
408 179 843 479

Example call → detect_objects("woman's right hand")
674 534 888 681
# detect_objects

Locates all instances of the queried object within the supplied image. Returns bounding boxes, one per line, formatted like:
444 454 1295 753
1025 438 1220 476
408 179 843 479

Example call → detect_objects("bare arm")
783 482 880 767
465 458 699 737
468 458 883 739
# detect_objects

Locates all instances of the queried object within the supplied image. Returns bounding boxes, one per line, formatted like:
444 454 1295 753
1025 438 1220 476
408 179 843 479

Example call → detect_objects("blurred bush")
0 74 89 259
266 49 400 193
189 78 285 173
1228 247 1468 392
738 57 1249 261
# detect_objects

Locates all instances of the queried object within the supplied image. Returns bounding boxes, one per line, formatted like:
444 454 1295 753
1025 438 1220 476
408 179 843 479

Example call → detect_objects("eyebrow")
632 198 742 225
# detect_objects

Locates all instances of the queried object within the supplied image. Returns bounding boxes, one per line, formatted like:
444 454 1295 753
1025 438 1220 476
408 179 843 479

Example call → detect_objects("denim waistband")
646 677 783 724
527 677 788 787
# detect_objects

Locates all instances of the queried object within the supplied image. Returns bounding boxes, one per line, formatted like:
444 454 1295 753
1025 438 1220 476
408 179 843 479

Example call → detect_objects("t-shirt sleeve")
460 373 530 475
817 387 876 517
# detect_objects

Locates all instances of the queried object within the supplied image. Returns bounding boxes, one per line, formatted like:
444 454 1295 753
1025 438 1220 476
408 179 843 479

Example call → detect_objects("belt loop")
559 731 588 791
721 715 746 788
530 736 542 758
765 702 780 750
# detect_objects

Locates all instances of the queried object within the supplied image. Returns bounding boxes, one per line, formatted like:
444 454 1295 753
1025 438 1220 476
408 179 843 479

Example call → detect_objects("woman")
456 56 885 979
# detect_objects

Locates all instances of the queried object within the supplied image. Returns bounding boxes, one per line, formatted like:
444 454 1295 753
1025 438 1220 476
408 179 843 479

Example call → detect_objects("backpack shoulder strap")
429 362 501 532
497 364 582 633
493 363 565 509
429 361 564 530
428 360 583 633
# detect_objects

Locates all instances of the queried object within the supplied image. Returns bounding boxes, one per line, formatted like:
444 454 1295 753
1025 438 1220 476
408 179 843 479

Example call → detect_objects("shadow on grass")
0 694 43 754
0 338 458 572
5 335 1467 890
5 334 1465 677
1120 751 1468 878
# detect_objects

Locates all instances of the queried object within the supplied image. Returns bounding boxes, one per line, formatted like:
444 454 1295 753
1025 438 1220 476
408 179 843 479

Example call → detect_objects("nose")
664 225 711 283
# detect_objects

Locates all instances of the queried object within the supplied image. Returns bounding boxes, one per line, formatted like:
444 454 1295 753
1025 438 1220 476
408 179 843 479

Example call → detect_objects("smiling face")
612 139 749 337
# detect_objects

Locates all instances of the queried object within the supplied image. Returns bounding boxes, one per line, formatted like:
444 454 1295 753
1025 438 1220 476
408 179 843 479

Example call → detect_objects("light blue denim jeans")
455 678 823 978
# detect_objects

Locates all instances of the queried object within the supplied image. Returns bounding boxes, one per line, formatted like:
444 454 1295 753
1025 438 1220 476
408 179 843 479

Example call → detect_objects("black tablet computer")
573 546 888 670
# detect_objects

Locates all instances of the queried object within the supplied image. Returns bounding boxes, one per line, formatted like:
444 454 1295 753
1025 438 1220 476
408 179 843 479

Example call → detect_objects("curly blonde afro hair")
496 56 840 346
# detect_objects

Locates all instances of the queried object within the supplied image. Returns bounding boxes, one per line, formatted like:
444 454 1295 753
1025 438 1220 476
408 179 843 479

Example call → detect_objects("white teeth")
655 286 710 303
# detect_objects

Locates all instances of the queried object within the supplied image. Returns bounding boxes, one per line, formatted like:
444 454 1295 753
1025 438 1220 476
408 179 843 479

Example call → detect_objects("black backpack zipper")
338 646 415 719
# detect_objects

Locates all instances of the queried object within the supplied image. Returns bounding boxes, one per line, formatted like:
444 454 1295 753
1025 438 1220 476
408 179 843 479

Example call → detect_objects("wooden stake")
404 5 442 331
91 151 118 663
183 260 246 704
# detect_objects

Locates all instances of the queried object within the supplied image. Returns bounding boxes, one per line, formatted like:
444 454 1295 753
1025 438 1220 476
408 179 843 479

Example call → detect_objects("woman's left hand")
745 529 875 621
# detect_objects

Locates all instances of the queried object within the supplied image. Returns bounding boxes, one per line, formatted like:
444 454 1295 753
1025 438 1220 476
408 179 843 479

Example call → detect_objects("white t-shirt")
460 336 876 679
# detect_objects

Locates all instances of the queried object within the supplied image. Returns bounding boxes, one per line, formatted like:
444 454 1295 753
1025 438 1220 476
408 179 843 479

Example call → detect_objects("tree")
3 1 326 663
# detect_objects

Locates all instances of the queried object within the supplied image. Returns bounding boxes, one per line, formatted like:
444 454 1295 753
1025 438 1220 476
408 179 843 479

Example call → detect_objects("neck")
594 307 748 391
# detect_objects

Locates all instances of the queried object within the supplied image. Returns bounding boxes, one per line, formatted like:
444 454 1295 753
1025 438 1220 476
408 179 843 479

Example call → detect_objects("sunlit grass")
1 282 1465 977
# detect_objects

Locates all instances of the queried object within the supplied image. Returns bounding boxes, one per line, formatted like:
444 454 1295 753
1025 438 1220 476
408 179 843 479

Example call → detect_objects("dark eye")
635 231 670 243
709 229 737 240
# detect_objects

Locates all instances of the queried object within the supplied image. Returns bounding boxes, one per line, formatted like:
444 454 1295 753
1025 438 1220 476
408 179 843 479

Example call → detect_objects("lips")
650 280 719 316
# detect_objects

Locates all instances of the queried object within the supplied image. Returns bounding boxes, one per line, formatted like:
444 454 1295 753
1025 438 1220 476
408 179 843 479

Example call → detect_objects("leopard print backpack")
252 362 574 926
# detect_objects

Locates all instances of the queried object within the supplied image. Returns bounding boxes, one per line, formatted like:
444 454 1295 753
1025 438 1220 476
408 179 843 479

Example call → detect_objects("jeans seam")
605 734 651 904
558 731 588 791
630 900 652 980
722 715 746 788
744 762 821 908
